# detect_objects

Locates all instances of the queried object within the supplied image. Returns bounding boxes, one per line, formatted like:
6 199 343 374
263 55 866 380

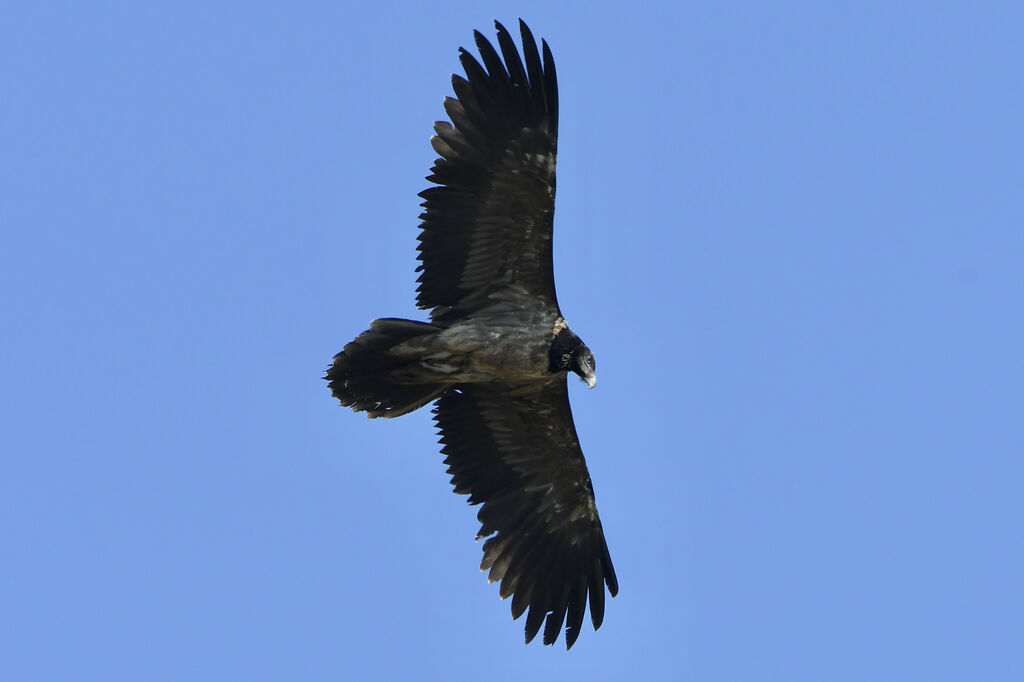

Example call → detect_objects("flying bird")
326 19 617 650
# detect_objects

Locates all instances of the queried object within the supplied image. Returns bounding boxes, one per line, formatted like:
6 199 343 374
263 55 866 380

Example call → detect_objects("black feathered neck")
548 327 583 373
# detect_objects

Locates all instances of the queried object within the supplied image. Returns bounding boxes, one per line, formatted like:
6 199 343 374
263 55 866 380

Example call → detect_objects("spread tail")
326 318 451 418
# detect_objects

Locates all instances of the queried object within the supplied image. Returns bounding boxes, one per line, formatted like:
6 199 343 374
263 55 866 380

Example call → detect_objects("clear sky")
3 1 1023 680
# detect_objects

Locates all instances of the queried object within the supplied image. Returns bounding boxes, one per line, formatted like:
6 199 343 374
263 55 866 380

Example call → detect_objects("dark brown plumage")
326 19 616 649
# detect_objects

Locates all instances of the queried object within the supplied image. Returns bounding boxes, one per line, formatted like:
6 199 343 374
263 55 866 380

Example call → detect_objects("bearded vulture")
326 19 617 649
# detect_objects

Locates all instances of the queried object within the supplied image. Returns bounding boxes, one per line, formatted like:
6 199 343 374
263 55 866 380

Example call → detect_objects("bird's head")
550 324 597 389
573 344 597 389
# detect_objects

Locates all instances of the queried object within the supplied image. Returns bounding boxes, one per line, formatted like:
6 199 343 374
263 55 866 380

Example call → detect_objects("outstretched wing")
417 20 560 319
434 381 618 649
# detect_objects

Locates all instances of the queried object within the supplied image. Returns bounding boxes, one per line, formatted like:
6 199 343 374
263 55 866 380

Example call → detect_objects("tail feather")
326 318 451 418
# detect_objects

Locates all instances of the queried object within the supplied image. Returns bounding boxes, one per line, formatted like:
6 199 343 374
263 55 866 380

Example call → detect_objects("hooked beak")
585 372 596 389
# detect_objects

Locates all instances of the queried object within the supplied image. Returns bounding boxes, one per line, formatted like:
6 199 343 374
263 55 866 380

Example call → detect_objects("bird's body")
407 298 564 384
326 20 615 649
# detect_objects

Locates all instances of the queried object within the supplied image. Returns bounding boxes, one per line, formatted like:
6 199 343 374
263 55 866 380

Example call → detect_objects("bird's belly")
435 315 555 382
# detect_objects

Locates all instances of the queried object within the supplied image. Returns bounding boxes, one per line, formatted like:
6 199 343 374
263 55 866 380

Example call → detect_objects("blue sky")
4 1 1023 680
